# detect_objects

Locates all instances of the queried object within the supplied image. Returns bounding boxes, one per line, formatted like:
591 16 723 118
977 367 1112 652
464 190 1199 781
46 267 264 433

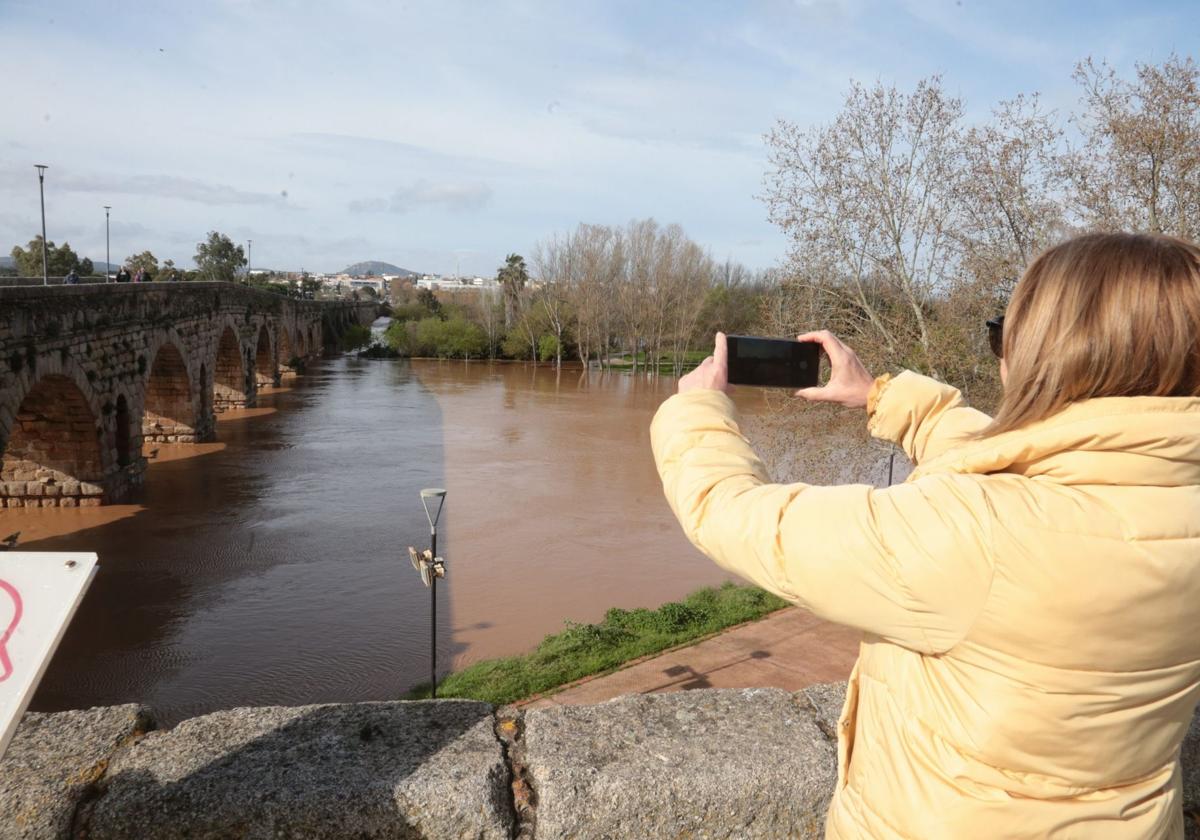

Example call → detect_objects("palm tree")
497 253 529 329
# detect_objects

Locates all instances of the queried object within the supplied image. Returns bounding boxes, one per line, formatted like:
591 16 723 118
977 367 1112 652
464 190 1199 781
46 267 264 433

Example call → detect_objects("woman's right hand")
795 331 875 409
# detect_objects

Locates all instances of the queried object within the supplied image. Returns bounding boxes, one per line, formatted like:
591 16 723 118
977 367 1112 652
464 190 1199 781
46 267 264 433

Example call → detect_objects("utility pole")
247 239 252 283
35 165 48 284
103 206 112 281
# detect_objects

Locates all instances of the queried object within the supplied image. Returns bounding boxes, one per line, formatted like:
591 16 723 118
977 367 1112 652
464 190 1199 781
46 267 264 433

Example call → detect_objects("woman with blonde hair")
651 232 1200 838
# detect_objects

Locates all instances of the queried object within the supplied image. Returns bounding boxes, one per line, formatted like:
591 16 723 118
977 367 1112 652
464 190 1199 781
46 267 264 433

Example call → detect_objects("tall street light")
35 165 48 285
103 206 112 282
408 489 447 698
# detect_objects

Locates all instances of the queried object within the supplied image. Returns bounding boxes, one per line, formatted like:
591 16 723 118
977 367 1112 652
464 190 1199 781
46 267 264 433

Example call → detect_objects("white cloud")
349 180 493 215
0 166 289 207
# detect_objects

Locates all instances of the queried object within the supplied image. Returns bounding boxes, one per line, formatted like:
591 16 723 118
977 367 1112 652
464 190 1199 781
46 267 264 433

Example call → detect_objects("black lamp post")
35 165 48 285
408 489 447 697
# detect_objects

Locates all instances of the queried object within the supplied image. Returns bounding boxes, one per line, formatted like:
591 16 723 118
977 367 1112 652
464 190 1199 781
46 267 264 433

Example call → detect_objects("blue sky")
1 0 1196 275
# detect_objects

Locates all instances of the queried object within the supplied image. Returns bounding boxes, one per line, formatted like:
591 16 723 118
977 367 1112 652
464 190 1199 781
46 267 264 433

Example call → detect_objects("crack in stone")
796 691 838 745
69 708 156 839
493 706 537 840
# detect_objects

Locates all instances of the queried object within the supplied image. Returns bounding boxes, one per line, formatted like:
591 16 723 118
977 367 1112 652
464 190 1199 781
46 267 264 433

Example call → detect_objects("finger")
795 385 835 401
713 332 728 369
795 330 844 361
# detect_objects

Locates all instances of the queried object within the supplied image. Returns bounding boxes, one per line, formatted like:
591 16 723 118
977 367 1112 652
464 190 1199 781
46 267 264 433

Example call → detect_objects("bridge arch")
198 362 213 433
213 324 247 412
279 327 293 365
143 337 199 443
254 324 277 387
1 366 109 507
115 393 134 467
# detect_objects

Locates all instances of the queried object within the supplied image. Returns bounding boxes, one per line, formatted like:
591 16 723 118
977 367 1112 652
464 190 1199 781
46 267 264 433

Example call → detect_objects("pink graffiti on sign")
0 580 22 682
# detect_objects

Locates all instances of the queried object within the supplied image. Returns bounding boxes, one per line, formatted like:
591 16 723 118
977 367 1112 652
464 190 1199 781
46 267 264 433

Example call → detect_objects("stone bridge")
0 283 378 507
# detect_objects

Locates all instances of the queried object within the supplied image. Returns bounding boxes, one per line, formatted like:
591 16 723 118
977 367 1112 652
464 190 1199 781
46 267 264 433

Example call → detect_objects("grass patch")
404 582 788 704
607 350 708 372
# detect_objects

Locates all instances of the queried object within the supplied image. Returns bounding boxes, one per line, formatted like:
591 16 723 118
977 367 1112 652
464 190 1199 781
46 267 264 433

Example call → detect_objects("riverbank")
520 605 860 709
404 582 789 704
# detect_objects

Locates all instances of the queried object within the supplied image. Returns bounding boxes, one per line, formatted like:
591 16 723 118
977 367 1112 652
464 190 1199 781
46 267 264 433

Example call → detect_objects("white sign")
0 552 98 759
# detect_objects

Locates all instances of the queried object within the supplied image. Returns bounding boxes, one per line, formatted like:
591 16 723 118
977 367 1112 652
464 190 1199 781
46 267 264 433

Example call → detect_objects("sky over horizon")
1 0 1197 276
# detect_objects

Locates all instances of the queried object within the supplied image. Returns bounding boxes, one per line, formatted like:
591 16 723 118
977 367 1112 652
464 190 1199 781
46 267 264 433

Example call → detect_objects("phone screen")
726 335 820 389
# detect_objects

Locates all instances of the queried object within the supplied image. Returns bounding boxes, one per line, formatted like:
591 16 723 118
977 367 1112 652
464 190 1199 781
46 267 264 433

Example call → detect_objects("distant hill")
341 261 419 277
0 256 12 269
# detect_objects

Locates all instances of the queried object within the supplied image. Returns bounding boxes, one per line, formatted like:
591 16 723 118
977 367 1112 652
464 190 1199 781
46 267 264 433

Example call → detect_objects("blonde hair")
981 232 1200 438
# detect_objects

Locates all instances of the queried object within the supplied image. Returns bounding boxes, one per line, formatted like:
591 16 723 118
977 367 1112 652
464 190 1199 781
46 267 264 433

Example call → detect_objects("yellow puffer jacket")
650 371 1200 839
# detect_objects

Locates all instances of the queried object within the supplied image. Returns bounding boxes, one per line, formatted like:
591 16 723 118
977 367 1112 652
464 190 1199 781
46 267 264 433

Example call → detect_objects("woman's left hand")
677 332 730 395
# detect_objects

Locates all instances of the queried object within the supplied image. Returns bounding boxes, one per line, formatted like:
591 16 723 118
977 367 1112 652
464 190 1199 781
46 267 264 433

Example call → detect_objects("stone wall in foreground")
2 685 1197 839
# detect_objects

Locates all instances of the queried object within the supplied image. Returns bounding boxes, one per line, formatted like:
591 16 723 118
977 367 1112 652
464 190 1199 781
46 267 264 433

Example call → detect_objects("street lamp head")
419 488 447 529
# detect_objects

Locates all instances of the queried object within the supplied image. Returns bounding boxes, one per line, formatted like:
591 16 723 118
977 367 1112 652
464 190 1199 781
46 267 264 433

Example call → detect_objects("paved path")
520 608 861 709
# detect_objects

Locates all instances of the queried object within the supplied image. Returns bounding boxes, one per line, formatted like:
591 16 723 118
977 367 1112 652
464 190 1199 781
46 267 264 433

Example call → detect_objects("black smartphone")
726 335 820 389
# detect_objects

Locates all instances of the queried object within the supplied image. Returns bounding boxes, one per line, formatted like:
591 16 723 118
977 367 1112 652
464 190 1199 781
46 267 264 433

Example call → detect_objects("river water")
15 334 780 724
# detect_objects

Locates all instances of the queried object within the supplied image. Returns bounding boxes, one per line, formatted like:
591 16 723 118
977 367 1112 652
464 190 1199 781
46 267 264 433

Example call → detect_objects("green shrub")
500 330 533 359
385 320 415 355
656 600 706 632
538 334 560 362
413 316 488 359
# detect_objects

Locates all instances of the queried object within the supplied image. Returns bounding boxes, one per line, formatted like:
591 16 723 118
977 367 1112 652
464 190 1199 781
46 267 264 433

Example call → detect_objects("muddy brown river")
12 341 782 724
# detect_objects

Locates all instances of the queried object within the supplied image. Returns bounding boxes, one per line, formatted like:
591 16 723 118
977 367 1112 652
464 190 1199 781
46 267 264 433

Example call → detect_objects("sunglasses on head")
986 316 1005 358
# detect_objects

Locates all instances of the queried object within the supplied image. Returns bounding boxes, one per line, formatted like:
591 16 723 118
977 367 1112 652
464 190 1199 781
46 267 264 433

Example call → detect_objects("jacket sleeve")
650 389 995 654
867 371 993 465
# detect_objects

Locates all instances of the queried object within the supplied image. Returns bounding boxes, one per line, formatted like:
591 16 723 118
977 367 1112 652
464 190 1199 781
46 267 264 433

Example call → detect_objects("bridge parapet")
0 283 378 507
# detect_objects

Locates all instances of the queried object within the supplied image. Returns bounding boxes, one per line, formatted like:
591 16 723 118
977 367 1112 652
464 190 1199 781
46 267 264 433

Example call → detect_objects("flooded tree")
569 224 623 369
534 219 720 374
496 253 529 329
531 235 574 371
471 286 504 359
